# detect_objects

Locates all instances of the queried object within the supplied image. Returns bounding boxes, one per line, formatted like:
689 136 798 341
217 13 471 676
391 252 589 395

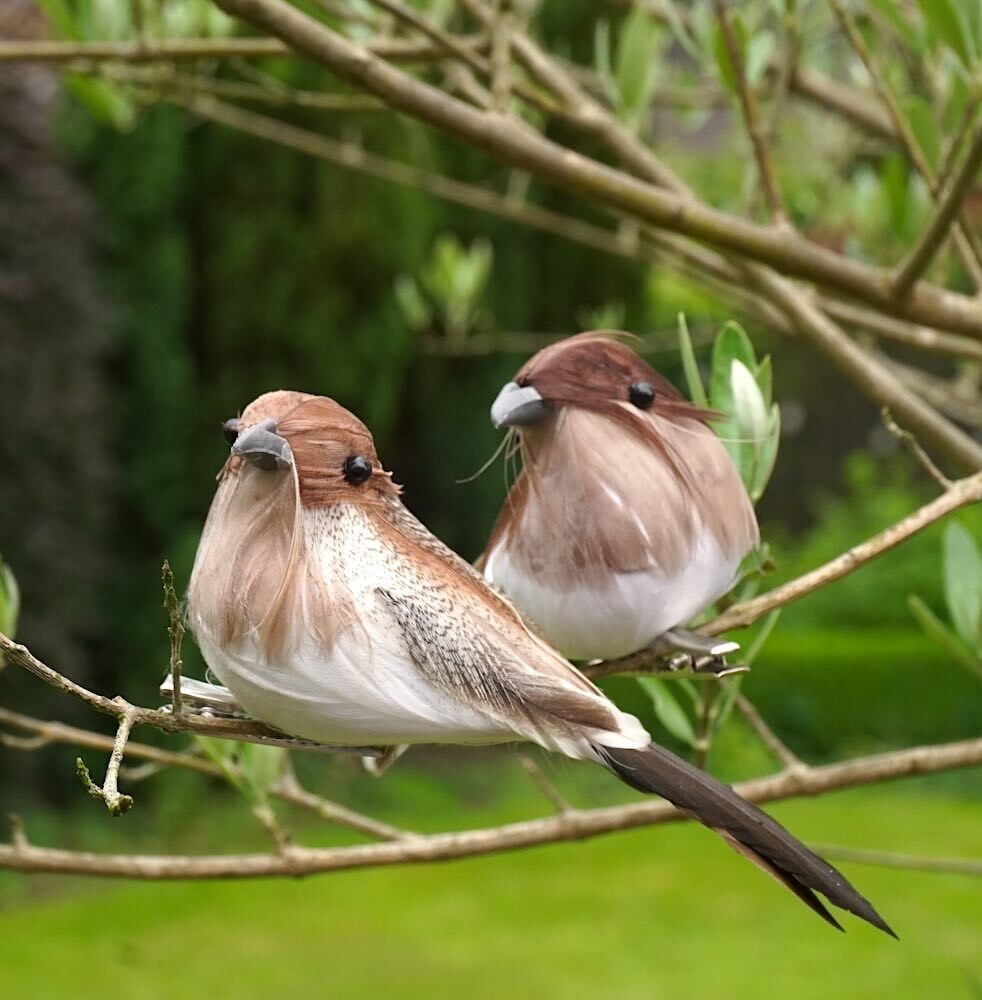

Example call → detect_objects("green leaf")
868 0 922 50
708 675 743 739
752 404 781 501
638 677 696 745
943 521 982 648
712 17 742 94
677 312 708 408
616 7 660 129
743 608 781 666
0 555 19 639
916 0 977 67
902 95 942 170
653 0 702 61
908 594 982 679
237 743 287 801
594 20 618 106
745 30 775 87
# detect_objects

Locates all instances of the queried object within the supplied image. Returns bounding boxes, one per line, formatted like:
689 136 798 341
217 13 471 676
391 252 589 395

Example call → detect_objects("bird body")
481 333 759 660
187 388 892 936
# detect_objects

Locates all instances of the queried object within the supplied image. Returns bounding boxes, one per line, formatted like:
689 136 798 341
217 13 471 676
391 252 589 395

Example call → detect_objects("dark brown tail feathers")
596 742 896 938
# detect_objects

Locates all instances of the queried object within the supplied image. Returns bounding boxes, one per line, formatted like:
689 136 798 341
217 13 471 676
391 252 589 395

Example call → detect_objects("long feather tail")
596 742 896 937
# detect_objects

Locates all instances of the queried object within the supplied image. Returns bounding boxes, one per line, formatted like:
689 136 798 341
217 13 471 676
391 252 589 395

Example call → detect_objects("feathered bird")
480 332 759 662
187 389 892 936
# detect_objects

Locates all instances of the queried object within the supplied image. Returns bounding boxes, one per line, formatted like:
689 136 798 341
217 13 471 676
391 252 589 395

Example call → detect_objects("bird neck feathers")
187 462 354 661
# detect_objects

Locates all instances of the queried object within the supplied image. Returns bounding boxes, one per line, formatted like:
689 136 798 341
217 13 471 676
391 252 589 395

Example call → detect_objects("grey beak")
490 381 551 430
231 418 293 471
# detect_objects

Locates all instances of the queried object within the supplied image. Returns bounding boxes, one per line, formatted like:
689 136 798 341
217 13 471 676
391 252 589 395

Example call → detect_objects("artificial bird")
481 332 759 662
186 389 891 936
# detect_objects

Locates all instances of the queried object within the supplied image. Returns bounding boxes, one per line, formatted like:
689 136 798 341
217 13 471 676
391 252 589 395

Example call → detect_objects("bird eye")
628 381 656 409
222 418 241 445
342 455 373 486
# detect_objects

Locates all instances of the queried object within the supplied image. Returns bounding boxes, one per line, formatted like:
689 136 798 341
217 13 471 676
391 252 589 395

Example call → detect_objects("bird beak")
231 418 294 471
490 381 551 430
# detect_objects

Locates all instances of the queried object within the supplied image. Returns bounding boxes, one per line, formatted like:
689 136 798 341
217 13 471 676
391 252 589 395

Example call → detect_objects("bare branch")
518 754 573 813
881 409 952 489
823 299 982 363
706 470 982 636
273 762 415 841
735 694 806 773
0 35 486 65
76 704 137 816
895 115 982 295
2 736 979 878
715 0 786 222
828 0 982 292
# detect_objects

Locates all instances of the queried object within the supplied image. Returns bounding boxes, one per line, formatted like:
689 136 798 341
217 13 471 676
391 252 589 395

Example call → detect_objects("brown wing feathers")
596 743 897 937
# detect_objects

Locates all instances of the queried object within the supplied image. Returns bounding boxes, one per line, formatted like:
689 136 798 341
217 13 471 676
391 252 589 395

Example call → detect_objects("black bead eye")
222 418 241 445
343 455 373 486
628 381 656 409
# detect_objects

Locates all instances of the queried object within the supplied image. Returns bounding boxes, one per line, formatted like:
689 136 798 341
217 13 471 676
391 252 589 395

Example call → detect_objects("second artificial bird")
481 332 759 661
187 390 892 936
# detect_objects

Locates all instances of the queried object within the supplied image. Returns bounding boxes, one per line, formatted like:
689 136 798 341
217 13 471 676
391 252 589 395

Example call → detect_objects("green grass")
1 782 980 999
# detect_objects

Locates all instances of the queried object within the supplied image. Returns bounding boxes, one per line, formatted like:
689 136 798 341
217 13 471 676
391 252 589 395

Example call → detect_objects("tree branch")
715 0 786 223
75 704 137 816
706 470 982 636
2 736 979 878
208 0 982 340
894 115 982 295
828 0 982 292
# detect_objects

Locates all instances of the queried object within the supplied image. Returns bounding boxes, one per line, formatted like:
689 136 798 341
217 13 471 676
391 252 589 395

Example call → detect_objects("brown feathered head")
221 390 399 508
490 331 714 443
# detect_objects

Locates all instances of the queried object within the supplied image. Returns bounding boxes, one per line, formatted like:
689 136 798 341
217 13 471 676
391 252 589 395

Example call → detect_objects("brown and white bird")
187 390 891 936
480 332 759 661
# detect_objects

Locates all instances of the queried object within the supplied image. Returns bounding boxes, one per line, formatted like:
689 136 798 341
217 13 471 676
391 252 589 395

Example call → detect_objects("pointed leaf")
943 521 982 648
916 0 977 67
677 312 708 408
908 594 982 679
638 677 696 745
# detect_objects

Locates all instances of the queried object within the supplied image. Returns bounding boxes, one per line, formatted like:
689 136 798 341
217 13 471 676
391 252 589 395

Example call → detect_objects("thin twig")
735 693 806 773
3 736 980 878
715 0 786 223
704 470 982 636
99 64 385 111
894 115 982 295
810 845 982 877
881 409 952 489
518 754 573 814
76 704 137 816
162 560 184 716
273 763 414 841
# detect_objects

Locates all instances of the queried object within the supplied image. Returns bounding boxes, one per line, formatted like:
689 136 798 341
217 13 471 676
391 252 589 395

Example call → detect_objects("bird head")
490 331 711 438
220 390 399 508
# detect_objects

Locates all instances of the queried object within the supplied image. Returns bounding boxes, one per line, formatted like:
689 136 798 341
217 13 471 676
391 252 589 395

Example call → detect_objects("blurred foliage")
909 521 982 679
0 555 18 649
